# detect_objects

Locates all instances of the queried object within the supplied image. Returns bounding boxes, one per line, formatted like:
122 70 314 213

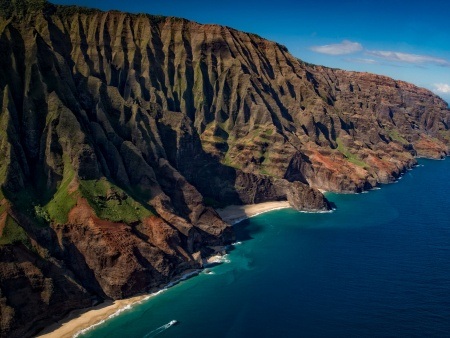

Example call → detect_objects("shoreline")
216 201 291 225
37 295 146 338
36 269 200 338
36 202 291 338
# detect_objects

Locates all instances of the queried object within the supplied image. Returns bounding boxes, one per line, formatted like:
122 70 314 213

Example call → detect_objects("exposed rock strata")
0 2 449 337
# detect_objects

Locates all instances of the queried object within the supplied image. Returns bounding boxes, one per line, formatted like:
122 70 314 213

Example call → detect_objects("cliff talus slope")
0 2 449 337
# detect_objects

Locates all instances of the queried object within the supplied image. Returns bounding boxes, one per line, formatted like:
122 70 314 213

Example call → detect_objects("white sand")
36 295 147 338
216 201 291 225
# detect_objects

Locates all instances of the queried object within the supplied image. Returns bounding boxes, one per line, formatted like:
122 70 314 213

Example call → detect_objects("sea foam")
299 209 335 214
73 270 199 337
73 304 134 338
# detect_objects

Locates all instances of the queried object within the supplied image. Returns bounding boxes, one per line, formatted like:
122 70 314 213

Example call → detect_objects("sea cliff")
0 2 449 337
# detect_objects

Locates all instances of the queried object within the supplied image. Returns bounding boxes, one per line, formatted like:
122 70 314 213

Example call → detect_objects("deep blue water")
81 159 450 338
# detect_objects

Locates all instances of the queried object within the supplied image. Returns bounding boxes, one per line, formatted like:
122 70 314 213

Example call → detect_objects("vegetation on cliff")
0 0 48 18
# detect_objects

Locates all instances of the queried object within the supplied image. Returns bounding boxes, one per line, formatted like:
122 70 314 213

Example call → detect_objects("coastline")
216 201 291 225
37 157 448 337
36 269 200 338
37 295 146 338
36 202 291 338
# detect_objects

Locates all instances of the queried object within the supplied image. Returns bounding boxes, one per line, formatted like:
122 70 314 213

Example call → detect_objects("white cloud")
434 83 450 94
310 40 363 55
366 50 450 67
346 58 379 64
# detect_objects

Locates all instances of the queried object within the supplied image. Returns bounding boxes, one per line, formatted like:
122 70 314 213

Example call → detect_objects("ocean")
80 159 450 338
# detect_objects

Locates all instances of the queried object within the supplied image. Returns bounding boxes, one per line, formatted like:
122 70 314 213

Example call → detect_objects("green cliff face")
0 2 449 337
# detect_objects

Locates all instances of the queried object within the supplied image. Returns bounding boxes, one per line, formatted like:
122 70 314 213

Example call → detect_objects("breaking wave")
73 271 198 337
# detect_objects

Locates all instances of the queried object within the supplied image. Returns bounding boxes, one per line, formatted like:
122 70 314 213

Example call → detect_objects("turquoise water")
81 159 450 337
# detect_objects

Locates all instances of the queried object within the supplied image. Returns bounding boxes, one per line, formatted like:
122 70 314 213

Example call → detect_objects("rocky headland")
0 1 449 337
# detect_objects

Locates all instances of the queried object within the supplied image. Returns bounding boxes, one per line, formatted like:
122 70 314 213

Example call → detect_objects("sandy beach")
37 268 199 338
37 202 290 338
36 295 149 338
216 201 291 225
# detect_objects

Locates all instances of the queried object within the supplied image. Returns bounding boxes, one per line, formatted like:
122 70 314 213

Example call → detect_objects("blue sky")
51 0 450 104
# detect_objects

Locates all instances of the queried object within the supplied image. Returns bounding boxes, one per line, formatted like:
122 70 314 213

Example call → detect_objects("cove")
81 159 450 337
